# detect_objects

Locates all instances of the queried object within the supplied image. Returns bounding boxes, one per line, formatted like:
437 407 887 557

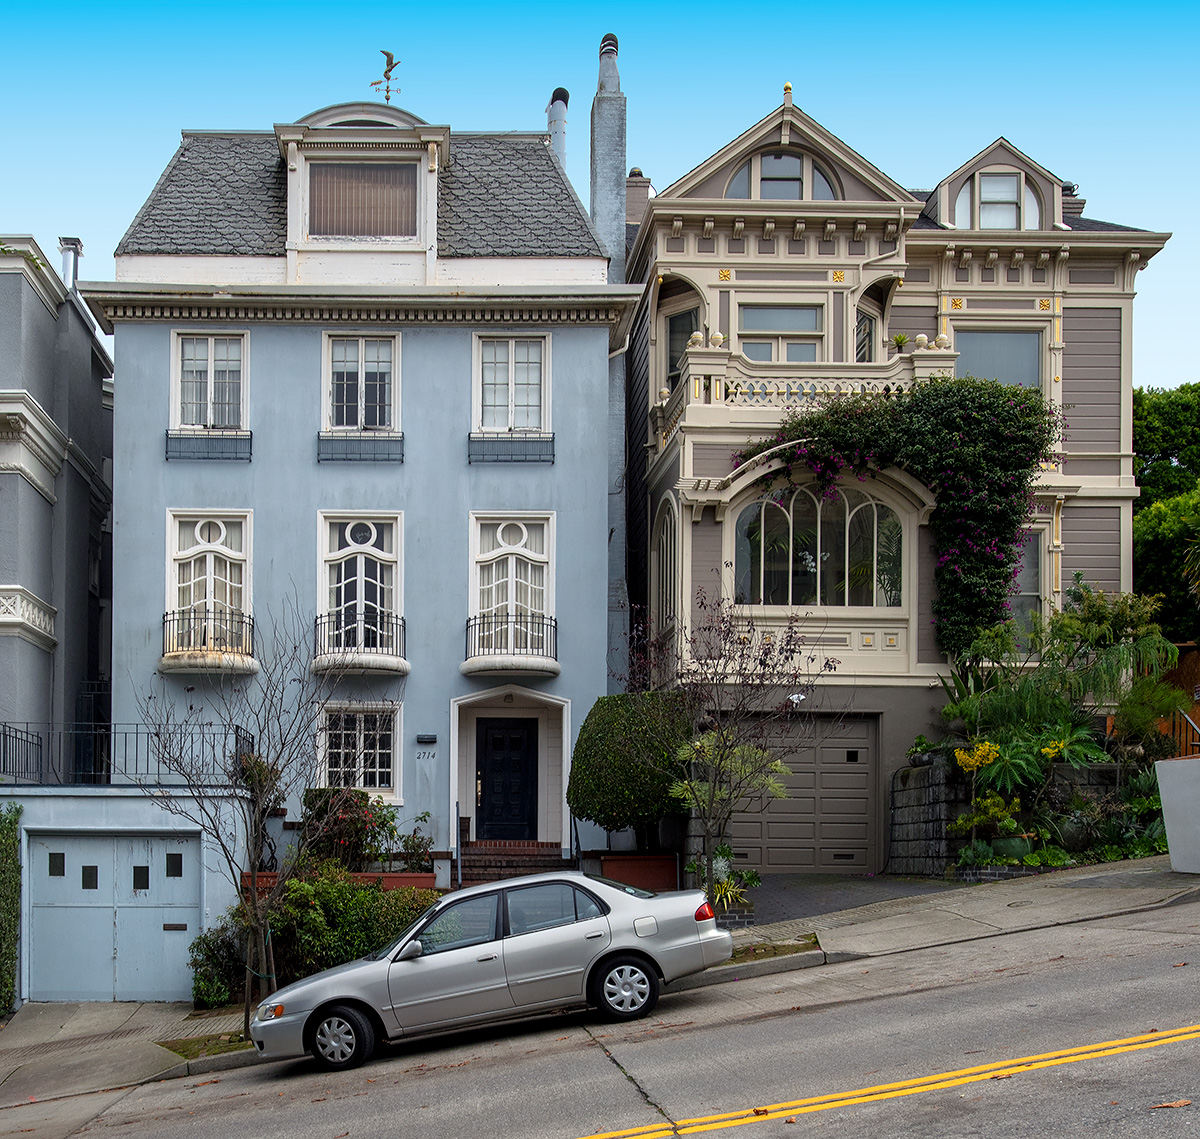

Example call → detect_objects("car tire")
590 955 659 1021
310 1005 375 1070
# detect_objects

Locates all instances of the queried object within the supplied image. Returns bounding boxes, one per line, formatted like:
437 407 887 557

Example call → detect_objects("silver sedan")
249 872 733 1070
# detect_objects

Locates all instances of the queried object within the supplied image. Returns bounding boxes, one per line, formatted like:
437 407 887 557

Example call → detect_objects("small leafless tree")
618 587 840 900
135 596 403 1033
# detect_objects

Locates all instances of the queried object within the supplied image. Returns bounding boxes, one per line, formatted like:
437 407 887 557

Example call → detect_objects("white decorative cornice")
0 391 68 503
0 585 57 650
0 236 68 316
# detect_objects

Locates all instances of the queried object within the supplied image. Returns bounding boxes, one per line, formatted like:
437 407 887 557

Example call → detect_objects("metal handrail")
162 607 254 656
464 614 558 660
314 611 406 659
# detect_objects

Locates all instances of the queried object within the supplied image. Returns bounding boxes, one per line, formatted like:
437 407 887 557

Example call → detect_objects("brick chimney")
590 33 626 285
626 167 651 225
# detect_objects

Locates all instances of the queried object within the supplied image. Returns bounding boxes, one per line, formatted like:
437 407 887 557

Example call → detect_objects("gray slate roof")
116 132 604 260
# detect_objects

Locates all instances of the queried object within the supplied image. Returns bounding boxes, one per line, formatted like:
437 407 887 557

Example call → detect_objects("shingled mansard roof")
116 132 604 260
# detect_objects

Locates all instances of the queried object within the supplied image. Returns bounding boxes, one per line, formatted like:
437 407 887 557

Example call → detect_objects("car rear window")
586 875 656 899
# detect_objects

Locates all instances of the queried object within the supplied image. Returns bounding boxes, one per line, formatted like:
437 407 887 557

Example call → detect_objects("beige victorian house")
624 86 1168 874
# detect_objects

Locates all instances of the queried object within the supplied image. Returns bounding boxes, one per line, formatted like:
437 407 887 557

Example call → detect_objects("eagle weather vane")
371 50 400 103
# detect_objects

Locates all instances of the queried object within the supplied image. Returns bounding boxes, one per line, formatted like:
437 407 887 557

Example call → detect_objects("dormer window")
725 153 838 201
309 163 417 237
954 171 1041 230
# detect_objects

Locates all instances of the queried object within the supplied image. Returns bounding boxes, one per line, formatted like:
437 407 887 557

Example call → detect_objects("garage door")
730 716 877 873
28 833 201 1001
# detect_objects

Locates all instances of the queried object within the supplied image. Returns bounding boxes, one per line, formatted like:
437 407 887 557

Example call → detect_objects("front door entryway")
476 718 537 840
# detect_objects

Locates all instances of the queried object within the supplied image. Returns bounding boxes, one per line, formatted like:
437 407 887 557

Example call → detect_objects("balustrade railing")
314 611 406 660
465 614 558 660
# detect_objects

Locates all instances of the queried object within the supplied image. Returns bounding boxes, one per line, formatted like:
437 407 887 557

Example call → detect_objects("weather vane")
371 50 400 104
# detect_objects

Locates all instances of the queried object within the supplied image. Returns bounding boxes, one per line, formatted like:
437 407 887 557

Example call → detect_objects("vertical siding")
916 524 942 664
690 515 723 626
625 300 652 615
1061 506 1121 592
1062 308 1121 451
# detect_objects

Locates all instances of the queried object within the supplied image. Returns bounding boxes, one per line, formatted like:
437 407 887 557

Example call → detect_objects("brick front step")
452 843 572 888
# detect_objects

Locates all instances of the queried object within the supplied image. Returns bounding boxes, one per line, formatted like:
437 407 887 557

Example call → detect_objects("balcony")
461 614 560 677
1 722 254 786
317 431 405 462
165 429 252 461
312 612 410 675
650 340 959 456
159 607 258 675
467 433 555 464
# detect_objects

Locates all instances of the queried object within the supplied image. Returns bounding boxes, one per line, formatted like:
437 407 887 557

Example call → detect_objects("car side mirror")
395 939 423 962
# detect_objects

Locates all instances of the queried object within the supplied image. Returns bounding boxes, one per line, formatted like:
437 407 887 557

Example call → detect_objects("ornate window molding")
0 391 68 503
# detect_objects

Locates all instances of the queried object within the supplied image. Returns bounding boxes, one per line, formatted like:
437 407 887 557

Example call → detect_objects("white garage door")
730 716 878 873
28 833 201 1001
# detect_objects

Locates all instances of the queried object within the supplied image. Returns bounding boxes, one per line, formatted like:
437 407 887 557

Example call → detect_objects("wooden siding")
1061 505 1121 592
689 515 723 625
888 305 937 343
916 524 941 664
692 443 736 478
1062 308 1121 452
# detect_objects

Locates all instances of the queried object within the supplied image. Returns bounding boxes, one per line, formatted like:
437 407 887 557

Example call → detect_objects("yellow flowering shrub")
954 740 1000 772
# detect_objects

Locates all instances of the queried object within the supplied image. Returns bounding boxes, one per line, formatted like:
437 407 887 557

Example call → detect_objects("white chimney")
547 87 569 167
59 237 83 290
590 33 626 285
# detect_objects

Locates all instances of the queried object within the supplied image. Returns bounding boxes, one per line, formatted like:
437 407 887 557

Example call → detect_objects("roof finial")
783 81 793 108
370 50 401 104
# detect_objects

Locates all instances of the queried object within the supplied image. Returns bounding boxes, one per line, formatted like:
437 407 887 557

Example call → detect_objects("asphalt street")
15 897 1199 1139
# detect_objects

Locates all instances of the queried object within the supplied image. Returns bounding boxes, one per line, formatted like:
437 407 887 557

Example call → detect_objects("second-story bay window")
739 305 822 363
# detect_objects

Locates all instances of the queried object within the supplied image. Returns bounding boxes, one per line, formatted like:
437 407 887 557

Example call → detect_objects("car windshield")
364 900 441 960
586 875 656 899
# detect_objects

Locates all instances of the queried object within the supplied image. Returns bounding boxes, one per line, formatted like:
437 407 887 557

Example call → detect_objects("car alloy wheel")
594 955 659 1020
311 1004 375 1070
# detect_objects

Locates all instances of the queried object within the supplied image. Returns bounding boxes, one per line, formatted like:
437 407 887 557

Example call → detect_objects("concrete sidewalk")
3 856 1198 1110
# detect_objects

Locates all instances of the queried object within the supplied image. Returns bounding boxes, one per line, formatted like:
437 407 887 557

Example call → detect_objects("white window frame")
855 303 881 364
304 159 422 245
471 334 552 434
321 332 402 432
316 510 404 650
170 332 248 431
164 510 253 652
469 511 556 619
321 704 402 799
738 303 825 363
953 168 1043 231
1011 523 1050 634
951 324 1048 394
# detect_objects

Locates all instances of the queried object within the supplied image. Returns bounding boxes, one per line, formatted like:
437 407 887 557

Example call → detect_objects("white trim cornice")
0 390 68 503
0 236 67 316
0 585 57 650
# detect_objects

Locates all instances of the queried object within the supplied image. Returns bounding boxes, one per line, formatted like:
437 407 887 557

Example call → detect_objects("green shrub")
301 788 371 868
567 694 690 838
188 921 247 1009
0 803 21 1013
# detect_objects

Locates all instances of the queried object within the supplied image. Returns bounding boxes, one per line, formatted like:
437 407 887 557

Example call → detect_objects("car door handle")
585 931 604 940
477 953 498 962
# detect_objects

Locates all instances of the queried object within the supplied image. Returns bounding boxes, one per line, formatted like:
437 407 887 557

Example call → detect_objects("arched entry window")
734 487 903 607
651 501 679 633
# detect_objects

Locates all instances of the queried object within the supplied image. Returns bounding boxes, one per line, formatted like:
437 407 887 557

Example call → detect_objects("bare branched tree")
134 595 403 1033
618 587 840 900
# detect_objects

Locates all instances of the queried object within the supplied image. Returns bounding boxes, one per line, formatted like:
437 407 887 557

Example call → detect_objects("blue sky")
3 1 1194 388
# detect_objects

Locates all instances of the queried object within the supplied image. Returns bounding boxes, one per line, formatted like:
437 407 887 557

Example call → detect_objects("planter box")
1156 758 1200 873
599 854 679 892
241 870 437 893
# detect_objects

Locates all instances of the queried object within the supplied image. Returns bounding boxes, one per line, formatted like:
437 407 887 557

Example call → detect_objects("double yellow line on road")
581 1023 1200 1138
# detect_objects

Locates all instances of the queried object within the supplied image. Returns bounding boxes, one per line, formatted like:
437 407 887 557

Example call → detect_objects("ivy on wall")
0 803 21 1013
735 377 1062 655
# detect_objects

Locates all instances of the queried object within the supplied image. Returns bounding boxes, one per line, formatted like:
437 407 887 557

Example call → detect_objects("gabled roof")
937 137 1060 191
117 132 605 260
656 95 918 205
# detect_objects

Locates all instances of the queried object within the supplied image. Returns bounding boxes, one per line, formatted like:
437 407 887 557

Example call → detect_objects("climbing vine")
734 376 1062 655
0 803 21 1013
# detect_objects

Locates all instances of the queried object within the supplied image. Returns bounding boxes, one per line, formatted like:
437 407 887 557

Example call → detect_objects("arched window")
724 153 840 201
954 171 1043 231
652 502 679 632
734 487 903 607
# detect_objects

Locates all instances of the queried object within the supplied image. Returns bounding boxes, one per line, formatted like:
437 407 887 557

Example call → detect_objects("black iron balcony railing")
467 433 555 464
0 722 254 786
464 613 558 660
313 611 406 660
165 429 253 461
162 607 255 657
317 431 405 462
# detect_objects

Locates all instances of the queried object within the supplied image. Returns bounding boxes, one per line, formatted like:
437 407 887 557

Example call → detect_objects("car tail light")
695 901 715 922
